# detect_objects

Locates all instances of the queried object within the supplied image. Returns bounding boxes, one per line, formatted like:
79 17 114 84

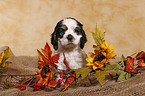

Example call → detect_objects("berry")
58 79 62 84
60 73 64 78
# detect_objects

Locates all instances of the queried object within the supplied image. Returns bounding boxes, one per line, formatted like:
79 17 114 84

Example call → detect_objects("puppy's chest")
56 50 83 69
64 51 81 62
64 51 82 69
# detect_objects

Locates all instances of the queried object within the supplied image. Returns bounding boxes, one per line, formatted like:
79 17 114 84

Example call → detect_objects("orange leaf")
33 83 44 91
125 56 135 72
44 42 52 58
63 53 70 71
51 53 60 65
20 86 26 90
37 49 45 62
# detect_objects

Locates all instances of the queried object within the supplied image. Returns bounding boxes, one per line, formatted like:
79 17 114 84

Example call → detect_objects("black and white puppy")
51 17 87 70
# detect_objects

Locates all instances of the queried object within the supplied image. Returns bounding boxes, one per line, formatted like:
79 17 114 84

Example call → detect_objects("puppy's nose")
67 34 73 41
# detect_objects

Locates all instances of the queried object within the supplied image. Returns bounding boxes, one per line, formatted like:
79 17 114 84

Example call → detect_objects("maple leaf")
37 42 59 69
47 78 57 88
35 42 60 89
0 47 12 70
61 72 75 92
33 83 45 91
136 51 145 68
94 70 108 86
71 68 92 79
125 56 135 73
92 25 105 46
136 51 145 60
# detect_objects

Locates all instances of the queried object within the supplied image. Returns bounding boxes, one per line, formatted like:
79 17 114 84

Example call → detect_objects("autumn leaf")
47 78 57 88
117 72 131 82
136 51 145 68
37 42 59 69
92 25 105 46
15 77 35 90
136 51 145 60
33 83 45 91
0 47 12 70
125 56 135 73
72 68 92 79
35 42 60 89
61 72 75 92
111 55 132 82
63 53 70 71
94 70 108 86
104 64 112 70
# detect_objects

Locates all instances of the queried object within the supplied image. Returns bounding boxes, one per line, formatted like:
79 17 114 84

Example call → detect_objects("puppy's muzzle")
67 34 73 41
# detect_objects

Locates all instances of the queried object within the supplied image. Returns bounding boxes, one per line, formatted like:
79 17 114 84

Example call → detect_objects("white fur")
54 18 87 70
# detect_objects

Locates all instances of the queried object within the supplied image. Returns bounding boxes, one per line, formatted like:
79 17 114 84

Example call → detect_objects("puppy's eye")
74 27 81 35
58 28 65 38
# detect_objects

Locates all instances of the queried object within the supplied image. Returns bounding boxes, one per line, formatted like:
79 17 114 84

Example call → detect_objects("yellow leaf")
86 58 93 62
0 47 12 70
2 62 12 68
72 68 92 79
92 25 105 46
94 70 109 86
4 47 11 60
0 51 5 63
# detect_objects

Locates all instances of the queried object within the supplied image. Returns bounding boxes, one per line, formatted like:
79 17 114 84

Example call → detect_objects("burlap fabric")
0 46 145 96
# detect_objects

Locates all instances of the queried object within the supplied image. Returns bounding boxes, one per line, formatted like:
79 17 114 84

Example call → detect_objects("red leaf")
20 86 26 90
125 56 135 72
136 51 145 60
51 53 60 65
48 78 57 88
33 83 44 91
61 72 75 92
137 59 145 68
63 53 70 71
44 42 52 57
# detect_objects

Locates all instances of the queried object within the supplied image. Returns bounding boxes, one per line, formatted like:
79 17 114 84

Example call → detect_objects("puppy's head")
51 17 87 50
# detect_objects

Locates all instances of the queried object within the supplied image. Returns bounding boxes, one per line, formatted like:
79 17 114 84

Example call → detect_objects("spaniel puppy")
51 17 87 70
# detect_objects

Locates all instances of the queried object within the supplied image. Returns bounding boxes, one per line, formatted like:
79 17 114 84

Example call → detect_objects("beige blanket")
0 46 145 96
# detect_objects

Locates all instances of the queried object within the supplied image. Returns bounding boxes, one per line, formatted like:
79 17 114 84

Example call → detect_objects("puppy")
51 17 87 70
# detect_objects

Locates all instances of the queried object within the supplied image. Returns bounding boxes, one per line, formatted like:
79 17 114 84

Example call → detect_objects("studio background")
0 0 145 57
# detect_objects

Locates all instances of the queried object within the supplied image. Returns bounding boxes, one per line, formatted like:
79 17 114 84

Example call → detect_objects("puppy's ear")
51 20 63 50
80 29 87 49
51 31 58 50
